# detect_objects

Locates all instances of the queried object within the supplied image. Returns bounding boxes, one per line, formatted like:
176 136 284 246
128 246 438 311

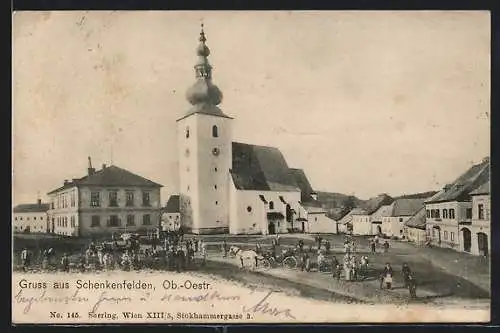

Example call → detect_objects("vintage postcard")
12 11 491 324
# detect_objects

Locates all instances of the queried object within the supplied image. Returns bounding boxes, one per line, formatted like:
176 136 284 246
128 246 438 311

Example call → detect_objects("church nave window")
212 125 218 138
269 201 274 210
186 127 190 138
214 185 217 190
215 201 218 205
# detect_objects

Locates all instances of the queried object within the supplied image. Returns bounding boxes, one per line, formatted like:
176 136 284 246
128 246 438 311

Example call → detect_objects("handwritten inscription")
242 290 296 319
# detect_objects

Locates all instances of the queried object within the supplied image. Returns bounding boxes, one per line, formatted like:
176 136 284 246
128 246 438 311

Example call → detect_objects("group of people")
369 235 390 254
379 262 417 298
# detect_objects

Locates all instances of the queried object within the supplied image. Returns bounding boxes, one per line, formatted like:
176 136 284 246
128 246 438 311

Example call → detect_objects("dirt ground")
12 232 490 308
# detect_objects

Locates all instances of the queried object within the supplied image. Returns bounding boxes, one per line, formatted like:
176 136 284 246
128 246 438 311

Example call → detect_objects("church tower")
177 24 233 234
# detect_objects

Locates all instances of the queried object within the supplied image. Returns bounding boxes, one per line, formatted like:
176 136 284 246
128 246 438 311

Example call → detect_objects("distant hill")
393 191 439 200
316 190 437 220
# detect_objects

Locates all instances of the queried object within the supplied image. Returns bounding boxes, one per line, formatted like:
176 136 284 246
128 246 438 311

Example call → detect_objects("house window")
212 125 218 138
20 217 22 220
71 192 76 207
214 185 217 189
51 202 54 209
215 201 218 205
34 217 36 220
186 127 190 138
143 214 151 226
443 209 448 219
70 216 75 228
247 206 252 213
142 191 151 206
432 229 436 237
450 232 455 241
214 167 218 172
91 192 100 207
449 209 455 219
126 215 135 226
14 217 17 221
125 191 134 207
466 208 472 219
269 201 274 210
108 215 119 227
444 231 448 240
426 210 430 218
399 218 403 222
478 204 484 220
109 191 118 207
435 209 440 219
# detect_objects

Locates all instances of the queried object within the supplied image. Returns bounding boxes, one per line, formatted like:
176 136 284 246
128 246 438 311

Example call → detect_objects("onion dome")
185 24 223 107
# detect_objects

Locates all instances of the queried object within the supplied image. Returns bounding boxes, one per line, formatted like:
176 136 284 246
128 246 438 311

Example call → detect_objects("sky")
12 11 490 205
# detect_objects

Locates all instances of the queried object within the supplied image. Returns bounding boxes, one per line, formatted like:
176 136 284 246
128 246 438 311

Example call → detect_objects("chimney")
87 156 96 176
64 179 69 185
102 164 107 169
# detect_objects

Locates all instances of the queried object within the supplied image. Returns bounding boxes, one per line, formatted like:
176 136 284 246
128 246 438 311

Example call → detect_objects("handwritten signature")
14 289 89 314
242 290 296 319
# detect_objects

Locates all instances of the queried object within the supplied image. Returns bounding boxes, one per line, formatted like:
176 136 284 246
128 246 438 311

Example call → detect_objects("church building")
174 25 336 235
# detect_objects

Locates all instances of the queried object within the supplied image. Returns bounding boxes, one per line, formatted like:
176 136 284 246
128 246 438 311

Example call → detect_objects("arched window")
212 125 218 138
269 201 274 210
186 127 190 138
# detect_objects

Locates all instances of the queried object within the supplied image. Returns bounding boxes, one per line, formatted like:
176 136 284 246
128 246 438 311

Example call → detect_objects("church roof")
164 195 180 213
289 168 322 207
231 142 300 192
48 165 162 194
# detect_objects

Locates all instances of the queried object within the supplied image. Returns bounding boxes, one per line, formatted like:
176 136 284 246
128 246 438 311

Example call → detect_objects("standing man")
222 239 228 258
382 263 394 289
408 275 417 299
402 263 412 288
383 241 390 253
21 248 30 272
331 256 341 281
61 253 70 272
370 239 376 254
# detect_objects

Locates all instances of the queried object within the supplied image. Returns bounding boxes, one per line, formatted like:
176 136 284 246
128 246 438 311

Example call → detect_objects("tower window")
186 127 190 138
215 201 218 205
212 125 218 138
214 185 217 189
247 206 252 213
214 167 218 172
269 201 274 210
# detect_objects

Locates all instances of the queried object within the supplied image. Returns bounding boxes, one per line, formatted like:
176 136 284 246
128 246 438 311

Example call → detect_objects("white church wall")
229 186 301 235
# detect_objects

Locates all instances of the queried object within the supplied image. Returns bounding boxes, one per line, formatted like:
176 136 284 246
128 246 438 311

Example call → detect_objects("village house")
351 210 371 236
338 208 367 234
468 181 490 256
370 204 394 236
425 157 489 254
47 157 162 237
381 198 427 239
13 199 50 233
175 25 331 235
403 207 427 245
161 195 181 232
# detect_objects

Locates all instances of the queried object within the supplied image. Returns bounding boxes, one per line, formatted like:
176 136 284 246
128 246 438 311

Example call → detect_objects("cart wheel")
283 256 297 269
261 259 271 271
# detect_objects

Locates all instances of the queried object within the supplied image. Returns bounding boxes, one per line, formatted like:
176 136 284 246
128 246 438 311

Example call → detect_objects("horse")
229 246 261 270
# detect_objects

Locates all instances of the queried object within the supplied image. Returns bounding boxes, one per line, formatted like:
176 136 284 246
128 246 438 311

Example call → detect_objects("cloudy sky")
12 11 490 205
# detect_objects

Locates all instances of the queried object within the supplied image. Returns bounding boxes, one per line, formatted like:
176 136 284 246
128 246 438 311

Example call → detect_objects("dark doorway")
301 222 305 233
377 226 382 234
477 232 488 256
462 228 471 252
268 222 276 235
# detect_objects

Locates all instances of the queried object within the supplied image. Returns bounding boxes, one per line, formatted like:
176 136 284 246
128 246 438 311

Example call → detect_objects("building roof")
304 205 326 214
13 203 50 213
426 158 490 203
404 207 426 230
391 198 427 217
361 194 394 215
370 203 395 222
289 168 322 207
48 165 163 194
470 181 490 196
164 195 180 213
339 208 367 224
230 142 300 192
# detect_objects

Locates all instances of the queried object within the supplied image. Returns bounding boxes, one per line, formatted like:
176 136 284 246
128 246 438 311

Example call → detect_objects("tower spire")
185 23 223 110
